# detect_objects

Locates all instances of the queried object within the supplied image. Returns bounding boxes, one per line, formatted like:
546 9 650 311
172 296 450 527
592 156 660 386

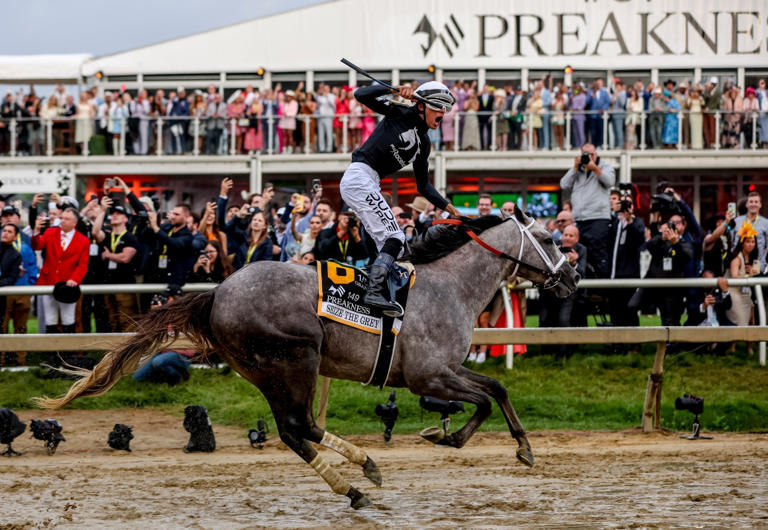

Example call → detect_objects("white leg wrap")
320 432 368 466
309 454 350 495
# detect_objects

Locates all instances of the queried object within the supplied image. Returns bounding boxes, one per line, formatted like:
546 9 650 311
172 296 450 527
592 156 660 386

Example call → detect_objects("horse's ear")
513 205 527 224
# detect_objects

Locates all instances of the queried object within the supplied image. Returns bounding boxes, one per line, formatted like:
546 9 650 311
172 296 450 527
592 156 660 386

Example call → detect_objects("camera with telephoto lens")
675 394 704 415
618 183 633 213
650 181 681 216
375 391 399 443
347 214 358 229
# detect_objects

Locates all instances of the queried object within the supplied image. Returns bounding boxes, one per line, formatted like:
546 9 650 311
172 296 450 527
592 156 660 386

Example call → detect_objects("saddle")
316 260 415 387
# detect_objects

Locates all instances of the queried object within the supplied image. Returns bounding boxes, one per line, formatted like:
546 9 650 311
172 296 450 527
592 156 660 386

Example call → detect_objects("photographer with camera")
559 143 615 278
313 210 369 264
631 219 693 326
92 196 139 331
146 204 195 287
539 224 587 358
608 186 645 327
186 241 232 283
686 273 733 328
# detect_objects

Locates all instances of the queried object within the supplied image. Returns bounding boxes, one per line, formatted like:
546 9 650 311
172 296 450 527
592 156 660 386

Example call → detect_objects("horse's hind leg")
256 349 373 509
411 369 494 449
456 366 534 467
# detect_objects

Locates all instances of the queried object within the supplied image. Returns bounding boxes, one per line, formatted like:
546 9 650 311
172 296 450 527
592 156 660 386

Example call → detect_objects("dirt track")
2 409 767 529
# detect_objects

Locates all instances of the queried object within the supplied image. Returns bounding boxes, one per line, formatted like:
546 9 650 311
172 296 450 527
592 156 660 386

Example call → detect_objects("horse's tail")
34 290 217 410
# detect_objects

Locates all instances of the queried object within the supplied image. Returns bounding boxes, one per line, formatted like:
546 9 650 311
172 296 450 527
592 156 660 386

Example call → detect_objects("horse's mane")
404 215 507 264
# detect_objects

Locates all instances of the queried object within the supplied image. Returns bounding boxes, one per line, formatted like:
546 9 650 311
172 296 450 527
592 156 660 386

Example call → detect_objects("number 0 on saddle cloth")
316 260 415 335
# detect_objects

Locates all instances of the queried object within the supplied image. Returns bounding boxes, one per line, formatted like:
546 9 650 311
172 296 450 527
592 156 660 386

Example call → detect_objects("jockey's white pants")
340 162 405 254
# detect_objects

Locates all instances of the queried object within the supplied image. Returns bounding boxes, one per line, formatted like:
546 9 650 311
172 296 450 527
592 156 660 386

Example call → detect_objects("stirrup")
364 294 404 318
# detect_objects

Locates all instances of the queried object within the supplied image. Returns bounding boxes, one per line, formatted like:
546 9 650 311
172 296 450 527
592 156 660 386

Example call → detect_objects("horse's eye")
544 238 554 245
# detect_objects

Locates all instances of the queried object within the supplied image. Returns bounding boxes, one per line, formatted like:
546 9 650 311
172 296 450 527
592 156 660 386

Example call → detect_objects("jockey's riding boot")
62 324 76 334
364 244 404 317
45 325 59 334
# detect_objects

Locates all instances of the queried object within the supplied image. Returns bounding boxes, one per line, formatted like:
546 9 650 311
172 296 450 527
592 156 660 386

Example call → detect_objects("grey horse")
37 207 579 509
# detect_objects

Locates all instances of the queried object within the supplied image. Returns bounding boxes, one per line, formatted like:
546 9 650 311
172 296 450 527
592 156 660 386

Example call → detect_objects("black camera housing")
347 215 358 229
675 394 704 416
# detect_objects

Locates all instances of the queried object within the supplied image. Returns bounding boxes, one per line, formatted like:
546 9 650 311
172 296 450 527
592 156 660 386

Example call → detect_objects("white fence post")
304 116 311 154
676 111 683 151
602 111 609 148
342 114 349 154
454 111 460 151
639 111 647 151
565 111 571 149
751 112 758 150
267 116 274 155
490 113 497 152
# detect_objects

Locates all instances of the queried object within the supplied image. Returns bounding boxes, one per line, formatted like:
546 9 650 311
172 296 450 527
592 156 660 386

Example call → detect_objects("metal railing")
2 277 766 367
1 109 766 157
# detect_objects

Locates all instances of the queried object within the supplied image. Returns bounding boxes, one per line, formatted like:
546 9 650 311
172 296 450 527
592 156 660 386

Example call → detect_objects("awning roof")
0 54 92 83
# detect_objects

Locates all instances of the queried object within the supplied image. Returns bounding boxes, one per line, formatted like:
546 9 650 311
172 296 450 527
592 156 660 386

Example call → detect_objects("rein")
432 217 566 288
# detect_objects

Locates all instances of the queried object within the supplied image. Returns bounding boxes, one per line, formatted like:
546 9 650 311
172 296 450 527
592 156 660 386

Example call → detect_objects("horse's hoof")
516 447 534 467
362 457 382 486
420 426 445 444
347 487 373 510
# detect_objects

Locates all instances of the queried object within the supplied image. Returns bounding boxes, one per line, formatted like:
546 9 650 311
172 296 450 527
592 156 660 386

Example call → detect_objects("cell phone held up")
312 178 321 194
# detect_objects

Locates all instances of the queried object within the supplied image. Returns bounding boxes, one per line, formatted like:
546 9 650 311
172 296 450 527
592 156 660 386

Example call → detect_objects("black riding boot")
364 239 404 318
62 324 77 334
45 325 59 334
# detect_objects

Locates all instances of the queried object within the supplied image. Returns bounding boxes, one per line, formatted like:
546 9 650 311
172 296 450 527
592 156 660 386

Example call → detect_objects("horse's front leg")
455 366 534 467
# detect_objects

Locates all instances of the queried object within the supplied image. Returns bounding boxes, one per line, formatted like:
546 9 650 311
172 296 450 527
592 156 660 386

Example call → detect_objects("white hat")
653 87 662 94
709 76 718 84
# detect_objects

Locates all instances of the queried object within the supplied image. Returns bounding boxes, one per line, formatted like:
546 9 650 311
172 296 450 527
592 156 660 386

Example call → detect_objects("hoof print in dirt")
183 405 216 453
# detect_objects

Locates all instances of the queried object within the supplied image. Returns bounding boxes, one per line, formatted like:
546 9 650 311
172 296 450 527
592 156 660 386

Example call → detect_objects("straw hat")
405 196 430 213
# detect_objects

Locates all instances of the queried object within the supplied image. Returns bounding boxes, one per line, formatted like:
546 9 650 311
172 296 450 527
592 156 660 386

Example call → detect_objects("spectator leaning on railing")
559 142 615 277
0 224 22 316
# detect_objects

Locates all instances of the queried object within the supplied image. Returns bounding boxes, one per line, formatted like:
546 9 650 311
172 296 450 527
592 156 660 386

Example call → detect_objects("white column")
478 67 487 89
119 118 126 155
565 111 572 149
306 70 314 92
156 118 164 156
391 69 400 87
714 111 721 150
694 67 702 84
676 111 683 150
435 68 444 83
737 67 745 93
650 68 659 86
639 111 647 150
45 119 53 156
491 115 497 151
250 154 261 194
348 69 356 89
9 119 16 157
454 111 460 151
521 68 529 91
230 118 237 155
342 114 349 154
263 71 272 90
193 117 200 156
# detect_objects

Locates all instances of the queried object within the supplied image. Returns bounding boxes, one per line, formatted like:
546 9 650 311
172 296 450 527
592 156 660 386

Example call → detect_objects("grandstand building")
1 0 767 219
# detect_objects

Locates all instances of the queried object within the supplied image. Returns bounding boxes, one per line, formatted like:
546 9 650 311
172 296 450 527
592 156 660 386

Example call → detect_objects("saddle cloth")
316 260 415 387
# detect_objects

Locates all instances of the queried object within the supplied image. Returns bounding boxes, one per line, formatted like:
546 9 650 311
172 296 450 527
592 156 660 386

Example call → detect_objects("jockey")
340 81 460 317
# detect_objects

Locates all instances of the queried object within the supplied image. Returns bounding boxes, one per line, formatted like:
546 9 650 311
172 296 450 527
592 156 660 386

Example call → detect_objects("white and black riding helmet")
414 81 456 112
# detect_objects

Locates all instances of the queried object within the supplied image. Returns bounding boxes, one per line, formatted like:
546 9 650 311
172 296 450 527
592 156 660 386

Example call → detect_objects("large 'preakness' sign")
408 0 768 69
82 0 768 76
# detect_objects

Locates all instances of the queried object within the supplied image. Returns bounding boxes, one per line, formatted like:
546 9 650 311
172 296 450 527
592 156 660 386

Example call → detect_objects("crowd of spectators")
538 143 768 357
0 152 765 363
2 76 768 156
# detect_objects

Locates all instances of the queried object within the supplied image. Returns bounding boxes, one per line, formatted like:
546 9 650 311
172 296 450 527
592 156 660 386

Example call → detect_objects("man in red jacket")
32 207 89 333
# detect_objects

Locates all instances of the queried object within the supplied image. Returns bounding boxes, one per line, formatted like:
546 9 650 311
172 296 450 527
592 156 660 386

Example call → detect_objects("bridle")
433 217 567 289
